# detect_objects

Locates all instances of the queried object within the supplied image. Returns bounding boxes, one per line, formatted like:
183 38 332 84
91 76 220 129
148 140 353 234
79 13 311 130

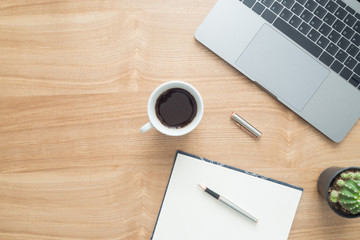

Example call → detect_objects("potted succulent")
317 167 360 218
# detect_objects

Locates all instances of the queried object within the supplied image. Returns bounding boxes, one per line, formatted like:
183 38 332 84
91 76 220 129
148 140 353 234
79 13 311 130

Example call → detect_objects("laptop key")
345 6 355 15
354 64 360 76
346 44 359 58
308 29 321 41
290 15 302 28
337 37 350 51
335 49 348 62
291 3 304 15
351 33 360 45
262 9 277 23
330 60 344 73
354 21 360 34
319 23 331 36
282 0 295 8
324 13 336 26
305 0 317 11
315 0 328 6
317 36 330 49
334 7 347 20
319 51 334 66
300 9 313 22
333 20 345 32
261 0 275 7
253 2 266 15
344 14 356 27
314 5 326 18
340 67 352 80
280 8 293 21
299 22 312 35
356 13 360 20
336 0 346 8
297 0 307 4
310 16 322 29
325 0 338 13
243 0 256 8
349 75 360 87
342 27 355 40
326 42 339 55
328 30 341 43
273 18 323 57
270 1 284 14
344 56 357 69
351 74 360 86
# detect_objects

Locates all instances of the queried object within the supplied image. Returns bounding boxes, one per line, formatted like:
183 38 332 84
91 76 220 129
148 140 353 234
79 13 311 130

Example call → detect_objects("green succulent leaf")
341 173 350 179
328 172 360 215
350 209 360 214
355 172 360 180
330 190 339 198
348 172 356 179
336 178 360 214
337 179 345 187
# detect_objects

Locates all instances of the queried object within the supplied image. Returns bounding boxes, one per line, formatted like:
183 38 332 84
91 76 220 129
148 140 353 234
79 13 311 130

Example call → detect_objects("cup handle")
140 122 153 133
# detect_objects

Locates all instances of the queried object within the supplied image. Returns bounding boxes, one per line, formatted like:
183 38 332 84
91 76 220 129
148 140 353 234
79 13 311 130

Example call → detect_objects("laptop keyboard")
239 0 360 91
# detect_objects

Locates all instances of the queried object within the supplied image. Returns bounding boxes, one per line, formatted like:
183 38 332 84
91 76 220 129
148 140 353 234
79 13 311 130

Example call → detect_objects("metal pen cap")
231 112 262 138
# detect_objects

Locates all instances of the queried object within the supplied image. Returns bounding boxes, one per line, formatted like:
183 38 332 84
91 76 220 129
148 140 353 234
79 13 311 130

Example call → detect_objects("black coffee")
155 88 197 128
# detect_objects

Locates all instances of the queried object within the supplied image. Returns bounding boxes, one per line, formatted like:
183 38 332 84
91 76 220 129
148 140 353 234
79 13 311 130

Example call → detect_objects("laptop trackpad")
236 24 329 111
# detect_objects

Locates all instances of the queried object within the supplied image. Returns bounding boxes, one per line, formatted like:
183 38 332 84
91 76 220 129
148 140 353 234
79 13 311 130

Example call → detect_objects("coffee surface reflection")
155 88 197 128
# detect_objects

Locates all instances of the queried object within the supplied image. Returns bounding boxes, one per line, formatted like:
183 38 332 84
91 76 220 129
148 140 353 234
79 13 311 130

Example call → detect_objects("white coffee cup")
140 81 204 136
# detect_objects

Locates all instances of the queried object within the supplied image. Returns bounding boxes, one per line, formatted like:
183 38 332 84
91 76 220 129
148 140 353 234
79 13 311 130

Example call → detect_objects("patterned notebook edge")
177 150 304 191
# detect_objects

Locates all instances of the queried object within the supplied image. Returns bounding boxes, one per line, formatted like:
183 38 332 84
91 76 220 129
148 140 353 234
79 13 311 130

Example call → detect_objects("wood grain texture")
0 1 359 239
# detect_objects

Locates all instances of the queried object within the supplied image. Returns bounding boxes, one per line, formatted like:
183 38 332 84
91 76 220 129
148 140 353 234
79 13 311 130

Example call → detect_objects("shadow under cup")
146 81 204 136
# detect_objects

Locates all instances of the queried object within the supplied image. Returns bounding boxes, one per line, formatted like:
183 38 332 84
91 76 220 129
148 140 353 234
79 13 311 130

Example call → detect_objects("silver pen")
231 112 262 138
198 184 259 223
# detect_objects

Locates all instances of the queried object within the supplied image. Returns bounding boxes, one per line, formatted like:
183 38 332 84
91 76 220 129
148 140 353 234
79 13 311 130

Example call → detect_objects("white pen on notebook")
198 184 259 223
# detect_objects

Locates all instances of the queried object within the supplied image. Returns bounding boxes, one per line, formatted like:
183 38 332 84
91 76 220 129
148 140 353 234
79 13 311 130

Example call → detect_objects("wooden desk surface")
0 1 359 239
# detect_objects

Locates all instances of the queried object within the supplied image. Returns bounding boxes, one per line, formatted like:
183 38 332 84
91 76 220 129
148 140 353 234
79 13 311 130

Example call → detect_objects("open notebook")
151 151 303 240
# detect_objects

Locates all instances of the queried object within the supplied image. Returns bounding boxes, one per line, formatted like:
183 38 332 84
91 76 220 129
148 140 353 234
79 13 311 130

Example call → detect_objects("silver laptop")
195 0 360 142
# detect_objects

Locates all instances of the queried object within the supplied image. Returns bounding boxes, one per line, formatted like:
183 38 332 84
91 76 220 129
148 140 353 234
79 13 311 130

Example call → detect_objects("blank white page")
151 152 303 240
